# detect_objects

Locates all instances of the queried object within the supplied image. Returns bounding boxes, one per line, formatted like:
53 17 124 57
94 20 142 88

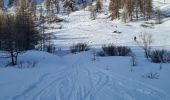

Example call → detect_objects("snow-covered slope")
44 0 170 50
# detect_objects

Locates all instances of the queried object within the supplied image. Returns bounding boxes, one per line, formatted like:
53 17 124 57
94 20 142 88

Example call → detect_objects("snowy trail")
11 54 170 100
6 0 170 99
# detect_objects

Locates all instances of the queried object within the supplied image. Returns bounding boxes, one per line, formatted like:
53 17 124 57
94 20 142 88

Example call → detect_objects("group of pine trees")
44 0 60 16
0 0 78 65
1 0 78 19
0 0 37 19
0 0 39 65
109 0 153 22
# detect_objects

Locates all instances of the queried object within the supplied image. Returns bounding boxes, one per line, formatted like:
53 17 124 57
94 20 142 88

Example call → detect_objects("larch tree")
30 0 37 19
3 14 19 65
16 0 39 50
109 0 120 20
95 0 102 12
145 0 152 20
124 0 135 21
156 7 161 24
50 0 55 19
44 0 51 16
121 4 128 23
63 0 75 15
0 0 39 65
19 0 28 11
53 0 60 13
134 0 140 20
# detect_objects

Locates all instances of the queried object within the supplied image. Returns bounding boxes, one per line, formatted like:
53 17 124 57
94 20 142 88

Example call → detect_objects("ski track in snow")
9 1 170 99
11 56 170 100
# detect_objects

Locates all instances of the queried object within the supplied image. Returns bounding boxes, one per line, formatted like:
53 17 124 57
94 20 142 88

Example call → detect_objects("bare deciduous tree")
145 0 152 20
53 0 60 13
44 0 51 16
108 0 120 20
29 0 37 19
108 0 153 21
63 0 75 13
0 3 39 65
130 53 137 66
89 5 97 20
136 32 153 59
95 0 102 12
156 7 161 24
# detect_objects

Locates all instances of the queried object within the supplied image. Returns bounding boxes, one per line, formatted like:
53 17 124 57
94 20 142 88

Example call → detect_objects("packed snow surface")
0 50 170 100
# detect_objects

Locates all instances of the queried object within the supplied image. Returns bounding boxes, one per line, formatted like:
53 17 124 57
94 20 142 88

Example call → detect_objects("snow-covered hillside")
43 0 170 49
0 0 170 100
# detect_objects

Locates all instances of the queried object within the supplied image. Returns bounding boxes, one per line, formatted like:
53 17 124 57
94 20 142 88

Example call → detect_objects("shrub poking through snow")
47 44 56 54
70 43 90 53
117 46 132 56
96 51 105 57
97 44 132 57
130 53 137 67
18 61 38 68
142 73 159 79
149 49 170 63
102 44 117 56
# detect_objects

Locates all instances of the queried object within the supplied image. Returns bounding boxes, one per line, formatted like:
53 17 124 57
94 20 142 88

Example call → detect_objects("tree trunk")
10 51 16 65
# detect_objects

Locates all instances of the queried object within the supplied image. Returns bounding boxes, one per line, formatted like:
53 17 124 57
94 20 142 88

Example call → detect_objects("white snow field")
0 50 170 100
1 0 170 100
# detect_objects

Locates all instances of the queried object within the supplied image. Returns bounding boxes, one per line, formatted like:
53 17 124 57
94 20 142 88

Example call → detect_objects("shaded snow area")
160 5 170 16
0 50 170 100
1 0 170 100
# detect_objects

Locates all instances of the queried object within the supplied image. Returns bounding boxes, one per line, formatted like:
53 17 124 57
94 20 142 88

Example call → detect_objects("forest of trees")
0 0 39 65
109 0 153 22
0 0 78 65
